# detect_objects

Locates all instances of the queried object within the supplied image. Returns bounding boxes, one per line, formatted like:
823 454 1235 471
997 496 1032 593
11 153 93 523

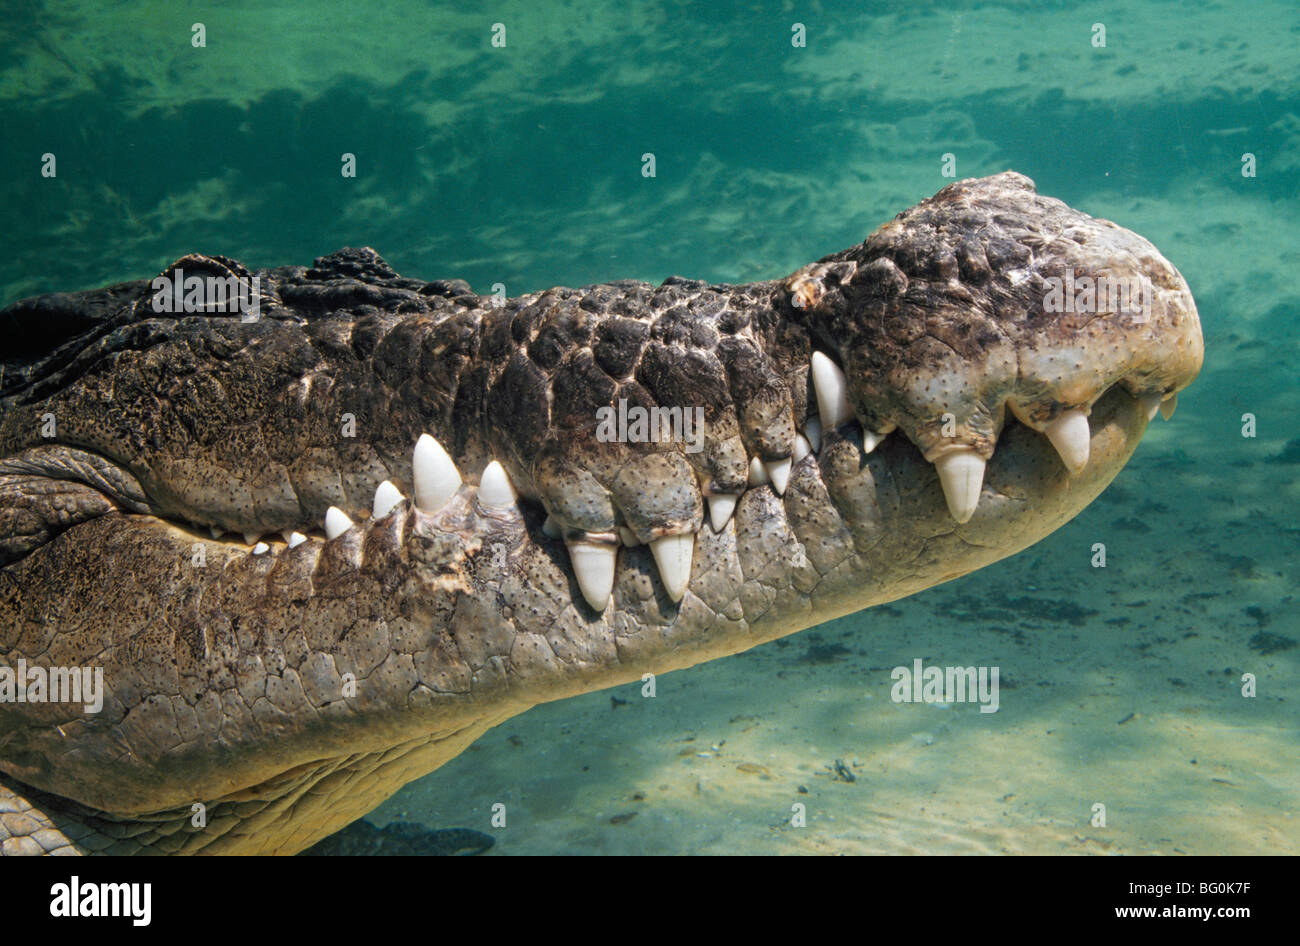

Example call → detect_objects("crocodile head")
0 172 1201 854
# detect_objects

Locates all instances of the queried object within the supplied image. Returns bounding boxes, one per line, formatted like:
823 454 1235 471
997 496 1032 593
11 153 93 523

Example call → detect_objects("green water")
1 1 1295 854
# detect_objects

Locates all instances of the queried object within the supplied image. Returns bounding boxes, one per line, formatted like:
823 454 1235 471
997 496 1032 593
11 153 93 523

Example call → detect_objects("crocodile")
0 172 1202 854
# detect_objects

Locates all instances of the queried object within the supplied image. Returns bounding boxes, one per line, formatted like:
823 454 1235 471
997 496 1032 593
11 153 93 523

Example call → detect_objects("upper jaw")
0 173 1204 635
788 170 1202 523
0 175 1203 616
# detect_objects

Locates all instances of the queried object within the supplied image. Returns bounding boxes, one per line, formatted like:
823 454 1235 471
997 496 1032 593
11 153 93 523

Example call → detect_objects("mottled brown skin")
0 173 1202 854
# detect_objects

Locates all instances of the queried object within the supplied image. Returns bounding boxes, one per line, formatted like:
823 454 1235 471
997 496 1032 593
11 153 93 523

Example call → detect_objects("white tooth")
566 540 617 611
324 506 354 540
862 430 886 454
804 416 822 452
650 533 694 602
707 493 739 532
243 532 259 546
765 457 792 495
251 542 270 555
209 526 223 540
478 461 517 508
748 456 769 486
1139 392 1162 421
413 433 462 512
811 352 853 430
372 480 403 519
287 532 307 548
934 449 986 524
1160 393 1178 420
792 433 812 464
618 526 641 547
542 515 562 539
1044 408 1090 474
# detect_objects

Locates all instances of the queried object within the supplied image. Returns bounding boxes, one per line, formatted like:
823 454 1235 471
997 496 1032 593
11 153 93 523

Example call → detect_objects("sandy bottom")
367 432 1298 855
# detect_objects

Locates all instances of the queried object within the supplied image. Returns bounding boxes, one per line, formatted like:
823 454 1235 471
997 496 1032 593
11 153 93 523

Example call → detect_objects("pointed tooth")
1160 393 1178 420
934 449 986 524
811 352 853 430
1139 392 1162 421
747 456 769 486
413 433 462 512
251 542 270 555
287 532 307 549
650 533 694 602
1043 408 1090 474
372 480 403 519
566 540 617 611
792 433 812 464
804 417 822 452
765 457 792 495
542 515 562 539
618 526 641 546
324 506 354 540
243 532 259 546
209 526 223 540
862 430 886 454
478 461 517 508
707 493 739 532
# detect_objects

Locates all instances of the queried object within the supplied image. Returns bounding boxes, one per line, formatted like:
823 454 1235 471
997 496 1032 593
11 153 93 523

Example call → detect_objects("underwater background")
1 0 1294 854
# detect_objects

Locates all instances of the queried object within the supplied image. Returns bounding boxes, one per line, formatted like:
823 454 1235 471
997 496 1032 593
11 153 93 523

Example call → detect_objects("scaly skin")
0 173 1202 854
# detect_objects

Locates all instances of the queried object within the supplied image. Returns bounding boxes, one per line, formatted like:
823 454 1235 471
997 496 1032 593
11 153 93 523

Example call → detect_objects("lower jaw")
367 383 1149 714
0 387 1148 821
13 382 1148 651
